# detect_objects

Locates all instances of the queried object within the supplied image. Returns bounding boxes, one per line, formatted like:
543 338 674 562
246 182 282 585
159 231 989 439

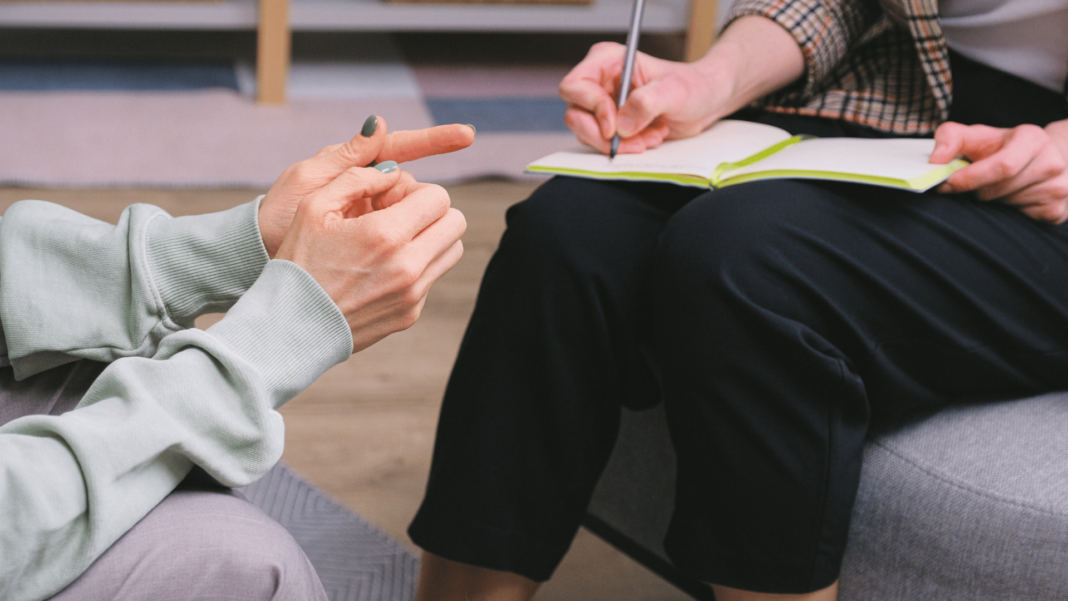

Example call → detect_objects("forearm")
0 199 268 379
690 15 806 123
0 259 351 601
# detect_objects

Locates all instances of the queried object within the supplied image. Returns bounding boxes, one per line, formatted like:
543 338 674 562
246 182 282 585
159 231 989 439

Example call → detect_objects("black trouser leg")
409 177 699 580
653 179 1068 593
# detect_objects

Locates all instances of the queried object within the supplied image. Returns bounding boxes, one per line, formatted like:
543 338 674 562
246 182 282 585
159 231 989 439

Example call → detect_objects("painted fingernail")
361 115 378 137
465 124 477 135
374 160 398 174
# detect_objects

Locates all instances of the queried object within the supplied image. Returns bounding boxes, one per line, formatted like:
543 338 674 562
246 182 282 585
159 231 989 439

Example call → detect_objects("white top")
939 0 1068 93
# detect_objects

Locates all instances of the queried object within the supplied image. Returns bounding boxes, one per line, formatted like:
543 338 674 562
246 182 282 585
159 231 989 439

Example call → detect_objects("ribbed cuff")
207 260 353 409
146 199 270 327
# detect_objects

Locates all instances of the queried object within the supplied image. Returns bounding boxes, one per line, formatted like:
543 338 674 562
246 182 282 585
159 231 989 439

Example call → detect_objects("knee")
54 489 325 601
656 180 856 287
654 181 800 283
499 177 671 278
159 490 325 601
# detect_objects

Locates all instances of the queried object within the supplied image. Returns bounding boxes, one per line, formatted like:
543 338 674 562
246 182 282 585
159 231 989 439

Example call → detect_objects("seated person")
0 116 474 601
407 1 1068 600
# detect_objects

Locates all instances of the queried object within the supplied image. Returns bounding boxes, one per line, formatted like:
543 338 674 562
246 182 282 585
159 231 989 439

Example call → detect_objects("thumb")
616 78 673 138
320 115 390 175
930 122 966 164
932 122 1007 163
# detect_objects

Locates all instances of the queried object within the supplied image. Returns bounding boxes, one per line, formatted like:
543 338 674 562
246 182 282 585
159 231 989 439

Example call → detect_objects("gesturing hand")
931 120 1068 224
258 116 475 257
275 165 466 353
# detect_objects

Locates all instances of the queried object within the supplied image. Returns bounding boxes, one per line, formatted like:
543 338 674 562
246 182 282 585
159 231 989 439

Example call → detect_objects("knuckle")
288 161 314 181
392 261 422 290
1016 124 1045 140
449 208 468 237
989 157 1016 180
397 307 422 331
1029 202 1061 223
365 223 402 250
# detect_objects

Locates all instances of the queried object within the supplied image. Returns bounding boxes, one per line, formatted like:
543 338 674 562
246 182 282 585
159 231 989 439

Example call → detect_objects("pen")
610 0 647 159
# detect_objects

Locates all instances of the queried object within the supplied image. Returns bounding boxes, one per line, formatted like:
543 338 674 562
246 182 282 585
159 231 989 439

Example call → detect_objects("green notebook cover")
526 119 967 193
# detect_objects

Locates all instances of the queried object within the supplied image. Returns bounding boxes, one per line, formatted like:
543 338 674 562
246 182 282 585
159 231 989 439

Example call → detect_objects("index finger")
377 124 476 164
560 78 618 140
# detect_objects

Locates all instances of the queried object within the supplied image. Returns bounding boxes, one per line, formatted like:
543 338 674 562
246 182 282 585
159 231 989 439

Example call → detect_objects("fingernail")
465 124 476 135
361 115 379 137
617 116 634 136
374 160 398 174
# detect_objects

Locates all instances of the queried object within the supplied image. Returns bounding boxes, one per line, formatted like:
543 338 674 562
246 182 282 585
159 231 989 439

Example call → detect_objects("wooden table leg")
683 0 717 63
257 0 291 104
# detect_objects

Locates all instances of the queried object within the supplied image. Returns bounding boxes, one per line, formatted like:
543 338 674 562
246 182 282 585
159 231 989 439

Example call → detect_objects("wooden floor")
0 181 691 601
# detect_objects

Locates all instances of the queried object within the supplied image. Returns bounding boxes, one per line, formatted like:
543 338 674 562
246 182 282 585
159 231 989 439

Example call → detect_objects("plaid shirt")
727 0 958 135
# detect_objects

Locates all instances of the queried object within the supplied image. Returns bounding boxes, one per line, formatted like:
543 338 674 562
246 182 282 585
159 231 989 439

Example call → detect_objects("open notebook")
526 119 968 192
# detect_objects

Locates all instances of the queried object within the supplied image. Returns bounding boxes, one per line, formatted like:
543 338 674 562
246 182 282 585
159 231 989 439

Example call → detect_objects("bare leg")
712 581 838 601
415 552 541 601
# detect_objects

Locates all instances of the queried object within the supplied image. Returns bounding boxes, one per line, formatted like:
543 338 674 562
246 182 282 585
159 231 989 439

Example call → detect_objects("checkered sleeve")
725 0 885 101
723 0 951 134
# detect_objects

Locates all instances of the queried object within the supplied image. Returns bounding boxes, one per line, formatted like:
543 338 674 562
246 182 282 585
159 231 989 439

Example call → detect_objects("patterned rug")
0 33 579 188
241 462 419 601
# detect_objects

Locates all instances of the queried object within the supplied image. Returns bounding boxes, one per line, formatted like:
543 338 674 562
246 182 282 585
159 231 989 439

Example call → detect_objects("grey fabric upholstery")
585 393 1068 599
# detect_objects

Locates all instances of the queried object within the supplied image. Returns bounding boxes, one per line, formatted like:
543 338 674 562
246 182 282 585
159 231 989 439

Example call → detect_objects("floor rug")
0 34 579 188
241 462 419 601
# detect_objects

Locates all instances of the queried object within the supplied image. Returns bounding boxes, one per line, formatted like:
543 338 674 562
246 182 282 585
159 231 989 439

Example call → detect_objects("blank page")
528 120 794 178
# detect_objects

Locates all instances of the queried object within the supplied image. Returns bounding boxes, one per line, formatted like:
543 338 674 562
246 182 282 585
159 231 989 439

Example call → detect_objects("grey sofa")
584 393 1068 600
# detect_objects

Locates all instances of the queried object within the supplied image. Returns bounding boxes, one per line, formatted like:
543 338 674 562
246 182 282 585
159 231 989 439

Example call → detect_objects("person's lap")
412 140 1068 591
0 361 327 601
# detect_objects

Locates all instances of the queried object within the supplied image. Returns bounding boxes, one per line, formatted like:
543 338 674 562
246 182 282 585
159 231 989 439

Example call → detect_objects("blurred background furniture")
585 393 1068 600
0 0 717 104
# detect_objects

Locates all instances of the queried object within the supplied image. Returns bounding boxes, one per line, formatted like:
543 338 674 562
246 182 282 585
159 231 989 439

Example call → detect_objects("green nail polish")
465 124 476 135
361 115 378 137
374 160 398 174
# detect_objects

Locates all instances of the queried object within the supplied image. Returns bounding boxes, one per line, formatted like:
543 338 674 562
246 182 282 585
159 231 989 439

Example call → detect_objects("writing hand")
258 116 475 257
559 42 716 155
931 120 1068 224
275 165 466 353
557 17 804 157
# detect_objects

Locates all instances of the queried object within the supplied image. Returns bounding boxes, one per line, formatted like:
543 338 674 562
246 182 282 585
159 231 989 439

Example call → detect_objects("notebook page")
527 120 794 179
724 137 941 182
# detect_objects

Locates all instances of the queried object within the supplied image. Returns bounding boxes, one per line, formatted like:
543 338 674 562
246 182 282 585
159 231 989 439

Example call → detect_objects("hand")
275 165 466 353
558 16 804 156
559 42 723 155
258 116 475 257
931 120 1068 224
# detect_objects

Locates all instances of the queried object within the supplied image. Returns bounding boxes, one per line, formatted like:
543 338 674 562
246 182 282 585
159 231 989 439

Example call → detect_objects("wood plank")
257 0 290 104
683 0 715 62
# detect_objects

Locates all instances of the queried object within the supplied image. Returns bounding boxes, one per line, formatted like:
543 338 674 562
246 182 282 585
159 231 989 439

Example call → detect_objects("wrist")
1045 119 1068 162
697 15 804 118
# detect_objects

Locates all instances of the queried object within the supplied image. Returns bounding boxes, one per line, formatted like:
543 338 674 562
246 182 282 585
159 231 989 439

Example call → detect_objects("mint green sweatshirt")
0 198 353 601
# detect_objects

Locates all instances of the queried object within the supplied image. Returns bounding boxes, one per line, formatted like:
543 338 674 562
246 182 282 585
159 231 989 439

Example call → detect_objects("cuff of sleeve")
206 259 353 409
723 0 843 100
146 198 270 327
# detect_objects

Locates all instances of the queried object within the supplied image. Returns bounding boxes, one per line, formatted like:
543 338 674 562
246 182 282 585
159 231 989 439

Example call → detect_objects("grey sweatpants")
1 359 328 601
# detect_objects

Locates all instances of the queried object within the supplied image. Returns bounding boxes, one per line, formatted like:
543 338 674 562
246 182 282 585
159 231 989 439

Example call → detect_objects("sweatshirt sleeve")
0 259 353 601
0 198 269 379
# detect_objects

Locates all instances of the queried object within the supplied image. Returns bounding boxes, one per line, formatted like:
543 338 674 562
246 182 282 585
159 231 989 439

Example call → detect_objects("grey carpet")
240 463 419 601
